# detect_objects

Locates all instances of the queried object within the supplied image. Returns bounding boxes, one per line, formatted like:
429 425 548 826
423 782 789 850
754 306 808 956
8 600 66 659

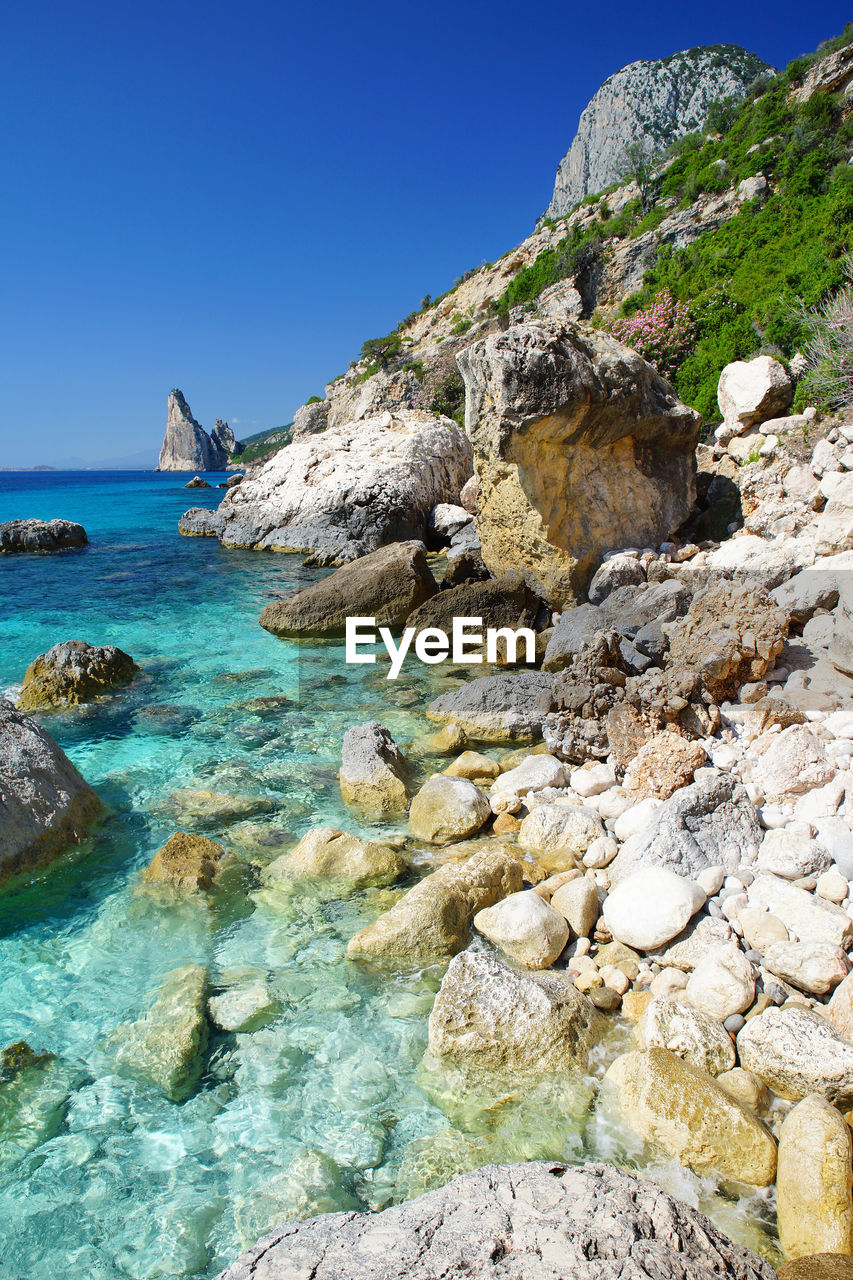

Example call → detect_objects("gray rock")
611 774 762 882
178 507 226 538
157 389 228 472
292 400 329 439
216 1160 775 1280
211 419 240 455
339 722 409 813
0 518 88 554
545 45 769 217
600 578 691 637
427 671 553 743
542 603 604 672
737 1006 853 1106
258 542 437 638
587 554 646 605
0 699 101 885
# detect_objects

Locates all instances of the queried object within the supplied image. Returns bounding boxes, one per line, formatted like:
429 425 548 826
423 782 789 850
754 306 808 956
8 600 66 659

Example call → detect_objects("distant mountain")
21 447 160 470
544 44 770 218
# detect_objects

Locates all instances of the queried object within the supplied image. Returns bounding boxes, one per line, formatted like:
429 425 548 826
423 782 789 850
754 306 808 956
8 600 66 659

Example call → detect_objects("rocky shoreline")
5 319 853 1273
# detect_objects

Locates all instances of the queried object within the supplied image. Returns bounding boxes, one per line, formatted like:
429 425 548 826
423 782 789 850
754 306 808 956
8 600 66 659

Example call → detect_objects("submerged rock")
0 699 101 884
0 518 88 554
17 639 137 711
112 963 208 1102
259 541 437 638
263 827 406 888
339 721 409 813
777 1094 853 1261
216 1160 776 1280
457 319 700 607
602 1047 777 1186
428 949 595 1071
347 850 522 963
0 1040 81 1170
140 831 228 892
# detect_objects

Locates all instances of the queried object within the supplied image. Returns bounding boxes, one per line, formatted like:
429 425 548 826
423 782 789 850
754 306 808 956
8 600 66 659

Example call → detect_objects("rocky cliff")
544 45 770 219
157 390 229 472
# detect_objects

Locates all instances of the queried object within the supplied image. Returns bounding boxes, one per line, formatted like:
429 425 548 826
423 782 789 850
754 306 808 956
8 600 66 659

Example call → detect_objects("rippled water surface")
0 472 780 1277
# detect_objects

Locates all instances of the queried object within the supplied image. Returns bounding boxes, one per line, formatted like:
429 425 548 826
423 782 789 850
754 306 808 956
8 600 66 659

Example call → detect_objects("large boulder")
346 850 523 963
747 874 853 948
258 541 437 637
404 572 543 658
17 640 138 710
814 472 853 557
737 1007 853 1105
0 518 88 553
426 671 553 743
428 949 595 1071
111 964 208 1102
456 319 700 607
408 776 491 844
602 1047 777 1186
610 774 762 883
0 699 101 884
602 867 705 950
756 726 836 803
215 1160 776 1280
338 722 409 813
717 356 793 434
636 996 736 1076
263 827 406 888
191 410 473 562
777 1094 853 1261
665 583 788 700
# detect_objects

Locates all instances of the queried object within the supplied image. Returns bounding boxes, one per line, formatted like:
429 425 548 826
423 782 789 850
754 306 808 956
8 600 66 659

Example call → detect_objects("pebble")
724 1014 746 1035
583 835 618 868
590 986 621 1011
817 869 849 903
697 866 725 896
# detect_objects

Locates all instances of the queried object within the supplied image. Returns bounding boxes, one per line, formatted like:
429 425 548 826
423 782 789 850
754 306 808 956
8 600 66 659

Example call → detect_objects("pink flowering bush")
609 290 697 380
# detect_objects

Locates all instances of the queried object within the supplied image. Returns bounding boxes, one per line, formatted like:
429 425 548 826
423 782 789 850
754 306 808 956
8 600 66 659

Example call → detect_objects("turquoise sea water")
0 472 779 1277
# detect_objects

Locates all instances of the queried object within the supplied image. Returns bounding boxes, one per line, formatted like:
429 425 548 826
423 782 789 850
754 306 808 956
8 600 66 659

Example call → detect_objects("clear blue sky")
1 0 849 466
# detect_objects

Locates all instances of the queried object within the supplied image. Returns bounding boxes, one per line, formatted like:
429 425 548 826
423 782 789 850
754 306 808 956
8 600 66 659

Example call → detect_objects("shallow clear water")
0 472 780 1276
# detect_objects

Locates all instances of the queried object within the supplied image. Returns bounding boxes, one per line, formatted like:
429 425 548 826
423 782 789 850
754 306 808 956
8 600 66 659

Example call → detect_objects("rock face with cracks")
216 1160 776 1280
456 319 701 607
18 640 138 710
427 949 595 1071
193 410 473 562
0 699 101 884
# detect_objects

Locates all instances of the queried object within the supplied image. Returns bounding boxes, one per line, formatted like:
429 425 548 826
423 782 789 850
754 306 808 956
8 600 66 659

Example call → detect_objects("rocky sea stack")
157 389 231 472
